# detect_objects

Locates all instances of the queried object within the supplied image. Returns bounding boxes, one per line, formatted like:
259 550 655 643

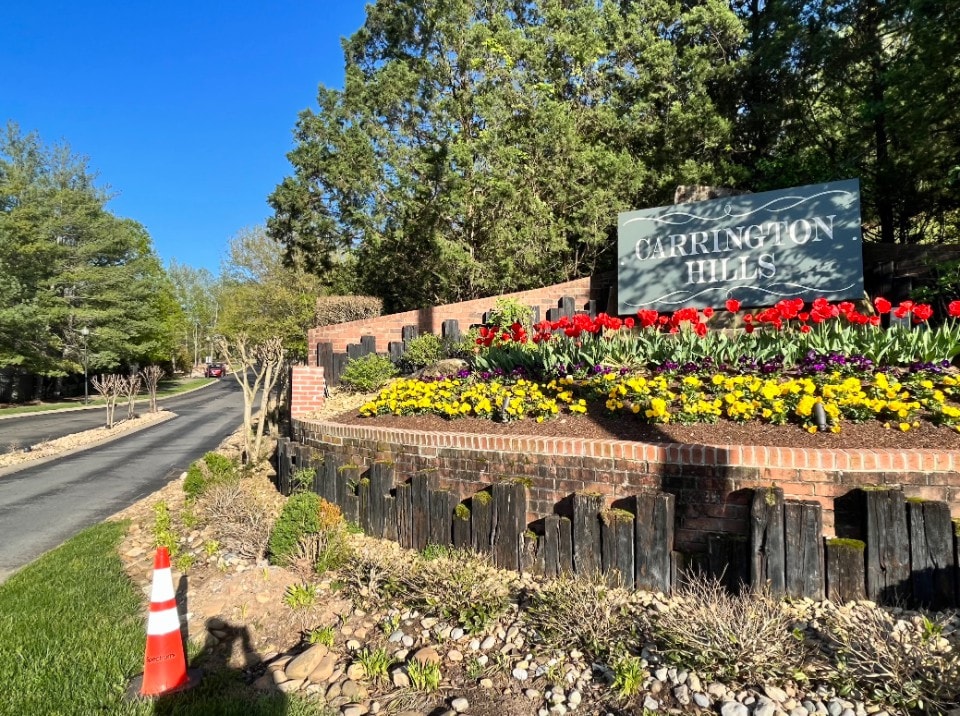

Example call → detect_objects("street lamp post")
80 327 89 404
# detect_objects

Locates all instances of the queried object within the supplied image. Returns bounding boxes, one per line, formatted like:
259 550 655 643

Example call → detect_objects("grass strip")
0 522 326 715
0 378 215 417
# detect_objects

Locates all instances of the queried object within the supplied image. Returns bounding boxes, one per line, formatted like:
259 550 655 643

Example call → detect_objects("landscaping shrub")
182 451 239 499
399 333 446 371
342 547 512 633
340 353 398 392
650 572 810 684
523 574 639 656
821 604 960 712
315 295 382 326
268 493 350 571
198 478 279 560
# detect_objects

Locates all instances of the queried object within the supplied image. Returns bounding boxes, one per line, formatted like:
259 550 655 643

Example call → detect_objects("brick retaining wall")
292 417 960 554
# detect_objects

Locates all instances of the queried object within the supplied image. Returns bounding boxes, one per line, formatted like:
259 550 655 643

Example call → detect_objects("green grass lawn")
0 377 216 417
0 522 327 716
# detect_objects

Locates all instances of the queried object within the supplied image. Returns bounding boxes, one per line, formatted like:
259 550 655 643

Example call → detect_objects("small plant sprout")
406 659 442 691
355 647 393 683
612 654 647 698
283 583 318 609
308 625 336 647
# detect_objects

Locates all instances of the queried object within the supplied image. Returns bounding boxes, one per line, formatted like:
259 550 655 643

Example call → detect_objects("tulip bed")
359 297 960 434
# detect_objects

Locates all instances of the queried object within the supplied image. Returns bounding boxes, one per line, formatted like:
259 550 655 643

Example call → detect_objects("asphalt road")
0 379 247 584
0 380 230 452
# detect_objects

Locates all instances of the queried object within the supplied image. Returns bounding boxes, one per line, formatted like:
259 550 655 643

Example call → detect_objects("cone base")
125 668 202 701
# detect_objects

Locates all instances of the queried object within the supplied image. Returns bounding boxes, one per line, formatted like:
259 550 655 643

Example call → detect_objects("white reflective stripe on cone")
146 607 181 636
150 567 175 602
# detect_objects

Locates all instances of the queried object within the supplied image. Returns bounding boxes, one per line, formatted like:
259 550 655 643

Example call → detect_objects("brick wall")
307 276 609 363
292 417 960 554
290 365 327 418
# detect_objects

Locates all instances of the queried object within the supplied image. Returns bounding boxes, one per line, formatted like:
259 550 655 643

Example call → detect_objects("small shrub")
412 550 512 633
268 492 324 565
203 539 220 557
821 604 960 711
399 333 446 371
283 583 318 609
175 553 195 571
612 654 647 698
524 574 638 656
292 467 315 493
198 479 278 560
183 464 206 500
487 297 534 331
290 526 352 575
406 659 442 692
340 354 398 392
152 502 178 556
419 543 453 561
355 647 393 684
202 451 235 480
650 572 809 684
315 295 383 326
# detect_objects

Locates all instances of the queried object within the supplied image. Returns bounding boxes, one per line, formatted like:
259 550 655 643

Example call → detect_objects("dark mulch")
332 408 960 450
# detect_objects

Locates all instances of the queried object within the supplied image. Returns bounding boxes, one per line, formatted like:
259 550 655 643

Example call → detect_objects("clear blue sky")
1 1 369 275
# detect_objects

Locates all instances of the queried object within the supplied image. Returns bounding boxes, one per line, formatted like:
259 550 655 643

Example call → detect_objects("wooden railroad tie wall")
275 439 960 608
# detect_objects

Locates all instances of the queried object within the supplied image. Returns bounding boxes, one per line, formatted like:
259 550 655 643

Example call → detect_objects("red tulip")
725 299 741 313
874 297 891 314
950 301 960 318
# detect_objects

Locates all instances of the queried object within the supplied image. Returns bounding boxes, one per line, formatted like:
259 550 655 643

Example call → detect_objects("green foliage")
308 625 336 647
183 452 238 500
487 298 534 332
175 553 195 571
611 654 647 698
339 353 398 393
183 464 206 500
0 123 184 377
406 659 442 692
292 467 315 493
400 333 446 371
283 583 319 609
151 502 178 556
419 543 453 561
355 647 393 684
268 492 324 565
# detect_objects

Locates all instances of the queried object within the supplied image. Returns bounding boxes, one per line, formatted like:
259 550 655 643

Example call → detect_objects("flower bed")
359 297 960 435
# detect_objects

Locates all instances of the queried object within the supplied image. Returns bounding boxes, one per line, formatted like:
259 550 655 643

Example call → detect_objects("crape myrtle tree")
269 0 745 312
0 123 183 393
216 225 327 361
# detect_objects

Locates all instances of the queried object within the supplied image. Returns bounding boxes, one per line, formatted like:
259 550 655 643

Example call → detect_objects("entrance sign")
617 179 864 312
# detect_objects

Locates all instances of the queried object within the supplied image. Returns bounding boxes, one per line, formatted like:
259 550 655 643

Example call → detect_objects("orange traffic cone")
127 546 200 698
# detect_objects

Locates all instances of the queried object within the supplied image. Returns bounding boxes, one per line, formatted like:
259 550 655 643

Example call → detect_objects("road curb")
0 411 178 479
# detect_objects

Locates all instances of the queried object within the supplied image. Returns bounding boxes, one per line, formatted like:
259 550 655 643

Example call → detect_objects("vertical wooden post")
428 489 455 547
410 471 437 551
784 501 824 600
864 489 910 603
452 504 471 549
491 480 528 571
368 461 394 539
826 538 866 602
471 491 493 554
907 500 956 610
750 487 786 595
396 482 413 549
601 509 635 589
572 492 605 578
631 491 674 594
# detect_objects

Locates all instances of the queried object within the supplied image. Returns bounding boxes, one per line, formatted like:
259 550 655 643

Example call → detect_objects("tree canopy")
270 0 959 312
0 123 181 376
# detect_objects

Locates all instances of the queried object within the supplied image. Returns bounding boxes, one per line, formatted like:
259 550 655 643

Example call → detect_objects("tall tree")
269 0 745 312
167 259 218 367
217 225 326 360
0 123 178 379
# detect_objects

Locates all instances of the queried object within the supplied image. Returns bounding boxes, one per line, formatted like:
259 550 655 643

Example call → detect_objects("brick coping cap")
294 419 960 473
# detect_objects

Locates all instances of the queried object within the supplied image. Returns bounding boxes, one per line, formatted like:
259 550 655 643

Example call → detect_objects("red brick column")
290 365 326 418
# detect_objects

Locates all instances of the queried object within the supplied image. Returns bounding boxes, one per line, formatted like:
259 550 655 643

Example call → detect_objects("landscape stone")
721 701 749 716
308 653 337 683
451 696 470 713
412 646 442 665
285 644 329 679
